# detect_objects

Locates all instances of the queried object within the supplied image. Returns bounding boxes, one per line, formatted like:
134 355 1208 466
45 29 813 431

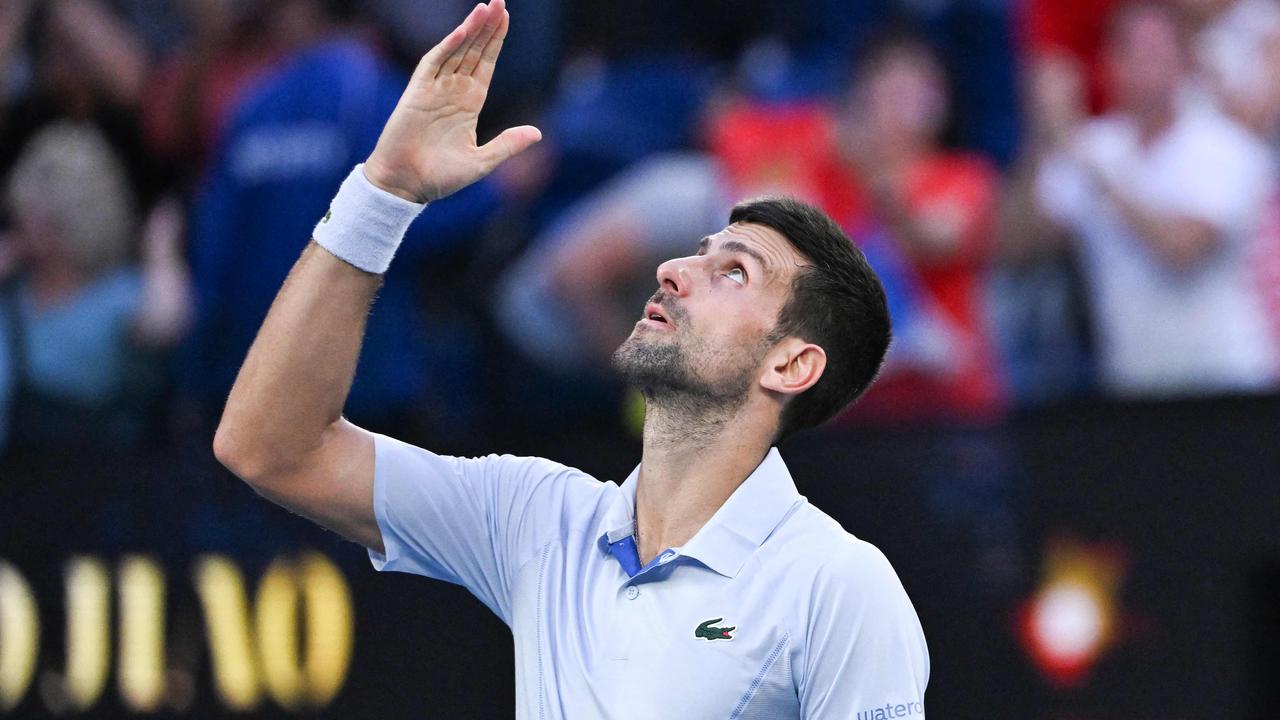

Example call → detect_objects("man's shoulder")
227 39 392 129
763 505 923 659
377 435 605 488
1169 107 1273 174
767 504 907 594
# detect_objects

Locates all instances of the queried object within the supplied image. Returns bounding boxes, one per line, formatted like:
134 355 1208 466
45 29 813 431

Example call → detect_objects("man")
213 2 929 717
1033 1 1278 394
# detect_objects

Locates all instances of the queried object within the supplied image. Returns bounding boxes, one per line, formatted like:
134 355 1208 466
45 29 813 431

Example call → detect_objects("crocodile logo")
321 208 332 223
695 618 735 641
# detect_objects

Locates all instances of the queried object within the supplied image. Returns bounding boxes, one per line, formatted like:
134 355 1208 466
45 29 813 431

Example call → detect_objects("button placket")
610 581 648 662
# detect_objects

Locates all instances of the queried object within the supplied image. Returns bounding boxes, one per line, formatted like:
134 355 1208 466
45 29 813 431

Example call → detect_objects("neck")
847 136 927 181
632 396 775 565
1130 99 1176 144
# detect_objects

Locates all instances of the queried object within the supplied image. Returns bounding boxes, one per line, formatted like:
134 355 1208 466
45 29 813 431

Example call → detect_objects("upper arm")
365 435 600 622
799 542 929 718
246 418 382 553
547 153 723 295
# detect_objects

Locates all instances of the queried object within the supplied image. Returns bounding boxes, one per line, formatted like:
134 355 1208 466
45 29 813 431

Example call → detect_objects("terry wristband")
312 164 426 274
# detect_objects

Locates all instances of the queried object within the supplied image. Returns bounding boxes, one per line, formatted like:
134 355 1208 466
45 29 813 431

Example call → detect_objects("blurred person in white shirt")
1031 1 1279 396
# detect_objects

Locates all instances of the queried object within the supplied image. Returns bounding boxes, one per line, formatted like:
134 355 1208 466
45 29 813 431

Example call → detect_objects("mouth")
640 302 675 331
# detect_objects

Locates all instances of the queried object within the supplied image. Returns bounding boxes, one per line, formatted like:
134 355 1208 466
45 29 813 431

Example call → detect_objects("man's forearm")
214 242 381 479
1105 187 1219 269
210 0 535 553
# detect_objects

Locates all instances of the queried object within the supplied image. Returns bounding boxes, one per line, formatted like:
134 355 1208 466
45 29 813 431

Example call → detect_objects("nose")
660 256 691 295
655 256 694 297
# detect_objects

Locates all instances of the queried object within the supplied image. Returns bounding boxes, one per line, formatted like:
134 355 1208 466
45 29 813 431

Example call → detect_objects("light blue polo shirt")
369 433 929 719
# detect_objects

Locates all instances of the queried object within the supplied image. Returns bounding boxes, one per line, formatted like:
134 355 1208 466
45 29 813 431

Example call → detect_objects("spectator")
994 53 1098 405
500 34 1011 428
0 122 192 453
186 0 523 438
1181 0 1280 353
140 0 282 184
1032 2 1278 395
0 0 168 208
837 35 1008 424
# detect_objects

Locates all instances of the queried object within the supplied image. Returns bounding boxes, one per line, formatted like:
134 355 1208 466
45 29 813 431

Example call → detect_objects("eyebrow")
698 237 771 271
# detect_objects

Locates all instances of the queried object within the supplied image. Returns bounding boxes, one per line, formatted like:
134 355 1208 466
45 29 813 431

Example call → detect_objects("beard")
610 322 762 413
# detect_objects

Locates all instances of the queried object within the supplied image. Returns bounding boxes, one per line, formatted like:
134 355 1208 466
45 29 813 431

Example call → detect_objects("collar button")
625 585 640 600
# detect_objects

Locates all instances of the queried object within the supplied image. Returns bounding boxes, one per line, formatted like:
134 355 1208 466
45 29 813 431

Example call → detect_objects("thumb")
479 124 542 173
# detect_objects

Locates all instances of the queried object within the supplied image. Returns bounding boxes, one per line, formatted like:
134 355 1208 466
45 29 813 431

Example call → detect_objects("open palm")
364 0 540 203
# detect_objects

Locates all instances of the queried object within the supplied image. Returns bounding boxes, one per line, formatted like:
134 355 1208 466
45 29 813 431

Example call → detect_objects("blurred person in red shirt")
500 37 1009 427
835 35 1007 425
494 99 852 426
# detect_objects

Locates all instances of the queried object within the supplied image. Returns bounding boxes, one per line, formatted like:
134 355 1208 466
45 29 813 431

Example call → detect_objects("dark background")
2 394 1277 719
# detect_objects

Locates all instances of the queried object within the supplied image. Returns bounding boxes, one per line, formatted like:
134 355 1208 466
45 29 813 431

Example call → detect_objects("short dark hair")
729 196 891 441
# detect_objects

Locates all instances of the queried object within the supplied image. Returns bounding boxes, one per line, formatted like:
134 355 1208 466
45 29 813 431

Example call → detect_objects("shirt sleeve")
606 153 724 255
1035 150 1096 229
367 433 601 624
799 540 930 719
1171 116 1274 241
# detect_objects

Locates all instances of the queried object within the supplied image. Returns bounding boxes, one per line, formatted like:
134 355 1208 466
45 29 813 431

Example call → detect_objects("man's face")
1108 10 1186 111
611 222 808 408
859 53 948 147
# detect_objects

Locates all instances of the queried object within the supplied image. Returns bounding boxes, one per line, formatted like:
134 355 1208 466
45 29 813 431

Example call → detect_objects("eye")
723 267 746 285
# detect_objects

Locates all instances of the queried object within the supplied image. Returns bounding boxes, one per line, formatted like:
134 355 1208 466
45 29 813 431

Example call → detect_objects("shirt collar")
595 447 804 578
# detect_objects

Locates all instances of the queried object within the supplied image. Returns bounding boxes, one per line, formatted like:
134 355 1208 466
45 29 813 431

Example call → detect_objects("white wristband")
313 164 426 274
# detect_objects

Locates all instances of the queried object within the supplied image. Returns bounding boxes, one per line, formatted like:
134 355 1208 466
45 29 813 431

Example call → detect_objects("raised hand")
363 0 540 203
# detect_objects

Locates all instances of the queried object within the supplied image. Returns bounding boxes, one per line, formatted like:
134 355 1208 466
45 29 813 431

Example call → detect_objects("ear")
759 338 826 397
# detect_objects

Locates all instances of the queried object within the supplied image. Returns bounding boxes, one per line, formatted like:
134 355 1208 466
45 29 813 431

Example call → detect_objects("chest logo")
694 618 735 641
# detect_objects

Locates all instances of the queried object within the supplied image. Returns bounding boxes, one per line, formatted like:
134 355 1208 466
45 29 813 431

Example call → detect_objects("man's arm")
212 0 540 553
1092 173 1221 270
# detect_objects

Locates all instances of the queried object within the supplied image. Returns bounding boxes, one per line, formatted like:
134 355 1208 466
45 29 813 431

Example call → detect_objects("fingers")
458 0 504 76
479 125 543 173
417 24 469 80
472 6 510 85
420 2 485 79
439 2 491 77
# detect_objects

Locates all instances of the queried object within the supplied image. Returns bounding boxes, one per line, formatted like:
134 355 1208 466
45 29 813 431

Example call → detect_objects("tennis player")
214 1 928 716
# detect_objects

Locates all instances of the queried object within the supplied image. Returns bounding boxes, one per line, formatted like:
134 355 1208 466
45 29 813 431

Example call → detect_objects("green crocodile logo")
321 208 332 223
695 618 735 641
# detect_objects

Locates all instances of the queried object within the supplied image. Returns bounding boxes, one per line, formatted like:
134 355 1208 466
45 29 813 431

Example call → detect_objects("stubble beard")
611 325 765 444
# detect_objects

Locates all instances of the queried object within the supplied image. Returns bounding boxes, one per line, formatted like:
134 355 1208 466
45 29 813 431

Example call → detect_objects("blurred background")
0 0 1277 717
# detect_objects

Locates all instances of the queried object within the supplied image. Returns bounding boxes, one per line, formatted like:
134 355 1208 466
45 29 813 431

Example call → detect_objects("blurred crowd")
1 0 1278 457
